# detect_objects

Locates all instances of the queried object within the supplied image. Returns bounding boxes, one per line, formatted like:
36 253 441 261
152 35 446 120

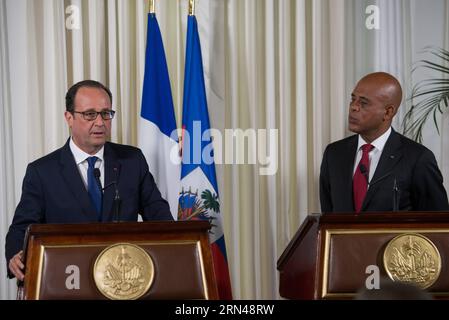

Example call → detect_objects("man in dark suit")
320 72 449 213
6 80 173 280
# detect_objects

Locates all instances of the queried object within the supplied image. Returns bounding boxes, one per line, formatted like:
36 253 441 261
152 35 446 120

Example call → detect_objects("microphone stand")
112 185 121 223
392 178 400 211
102 181 122 223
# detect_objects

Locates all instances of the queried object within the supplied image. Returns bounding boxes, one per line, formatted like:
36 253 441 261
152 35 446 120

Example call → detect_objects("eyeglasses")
72 110 116 121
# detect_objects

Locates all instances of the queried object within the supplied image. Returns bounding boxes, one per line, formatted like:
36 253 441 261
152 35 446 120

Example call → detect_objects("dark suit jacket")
320 129 449 213
5 139 173 267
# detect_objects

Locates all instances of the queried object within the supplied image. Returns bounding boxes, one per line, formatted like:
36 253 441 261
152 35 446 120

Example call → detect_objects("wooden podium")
19 221 218 300
277 212 449 299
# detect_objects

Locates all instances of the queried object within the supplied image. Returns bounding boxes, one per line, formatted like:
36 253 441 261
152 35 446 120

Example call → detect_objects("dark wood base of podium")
278 212 449 299
21 221 218 300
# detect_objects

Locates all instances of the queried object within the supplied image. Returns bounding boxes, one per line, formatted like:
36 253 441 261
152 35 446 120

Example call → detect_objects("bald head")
358 72 403 111
348 72 403 142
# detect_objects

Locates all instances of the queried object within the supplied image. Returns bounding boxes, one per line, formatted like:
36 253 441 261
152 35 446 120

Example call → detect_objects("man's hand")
9 251 25 281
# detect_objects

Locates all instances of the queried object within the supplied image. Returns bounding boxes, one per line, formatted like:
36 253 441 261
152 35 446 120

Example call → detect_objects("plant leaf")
403 47 449 142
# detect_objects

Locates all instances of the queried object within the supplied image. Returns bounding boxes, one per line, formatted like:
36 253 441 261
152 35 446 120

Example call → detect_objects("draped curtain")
1 0 447 300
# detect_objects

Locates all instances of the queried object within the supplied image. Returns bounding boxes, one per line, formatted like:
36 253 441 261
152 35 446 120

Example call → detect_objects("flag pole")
149 0 155 14
189 0 195 16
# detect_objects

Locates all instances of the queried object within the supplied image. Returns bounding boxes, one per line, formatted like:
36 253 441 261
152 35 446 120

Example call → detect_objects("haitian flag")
178 14 232 299
138 12 180 219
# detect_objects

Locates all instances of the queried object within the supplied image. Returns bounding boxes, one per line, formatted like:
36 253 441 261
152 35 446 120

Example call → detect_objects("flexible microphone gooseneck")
102 180 122 222
393 178 400 211
95 169 121 222
93 168 102 190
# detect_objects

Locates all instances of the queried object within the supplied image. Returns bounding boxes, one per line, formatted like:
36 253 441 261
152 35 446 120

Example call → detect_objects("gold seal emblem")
383 233 441 289
93 243 154 300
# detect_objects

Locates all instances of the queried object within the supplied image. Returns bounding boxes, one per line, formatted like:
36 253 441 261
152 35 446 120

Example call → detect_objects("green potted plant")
403 47 449 143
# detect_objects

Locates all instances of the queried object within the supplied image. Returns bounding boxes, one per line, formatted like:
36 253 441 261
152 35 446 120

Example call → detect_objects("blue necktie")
87 156 102 220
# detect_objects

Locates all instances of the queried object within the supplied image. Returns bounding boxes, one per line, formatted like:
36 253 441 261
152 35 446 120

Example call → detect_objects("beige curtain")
222 0 347 298
0 0 16 299
440 0 449 192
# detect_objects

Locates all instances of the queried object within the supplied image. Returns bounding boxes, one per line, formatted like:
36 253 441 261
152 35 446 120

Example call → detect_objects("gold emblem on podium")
383 233 441 289
93 243 154 300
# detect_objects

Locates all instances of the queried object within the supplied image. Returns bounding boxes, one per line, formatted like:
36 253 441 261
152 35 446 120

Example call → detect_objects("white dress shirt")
69 138 105 191
353 127 392 185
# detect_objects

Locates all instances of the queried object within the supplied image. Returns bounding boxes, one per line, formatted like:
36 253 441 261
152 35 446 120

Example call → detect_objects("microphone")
93 168 102 191
368 171 392 187
392 178 400 211
359 164 369 184
102 181 121 223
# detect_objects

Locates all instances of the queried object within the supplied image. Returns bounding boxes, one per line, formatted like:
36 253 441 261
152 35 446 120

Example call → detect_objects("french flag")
138 12 180 219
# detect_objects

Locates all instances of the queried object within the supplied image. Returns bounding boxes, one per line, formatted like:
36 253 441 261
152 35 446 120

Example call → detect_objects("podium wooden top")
26 220 211 236
318 211 449 224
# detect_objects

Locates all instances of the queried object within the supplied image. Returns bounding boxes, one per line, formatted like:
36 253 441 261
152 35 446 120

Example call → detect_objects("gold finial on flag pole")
149 0 155 14
189 0 195 16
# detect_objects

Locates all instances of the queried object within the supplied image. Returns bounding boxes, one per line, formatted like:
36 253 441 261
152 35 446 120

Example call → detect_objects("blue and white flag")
138 13 180 219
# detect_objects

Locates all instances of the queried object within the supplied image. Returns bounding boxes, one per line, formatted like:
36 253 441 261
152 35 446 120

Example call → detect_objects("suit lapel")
362 130 403 210
343 136 359 211
59 139 98 220
102 143 121 221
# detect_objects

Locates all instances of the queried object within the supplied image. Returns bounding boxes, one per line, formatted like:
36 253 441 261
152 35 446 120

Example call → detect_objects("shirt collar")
69 138 104 165
357 127 392 152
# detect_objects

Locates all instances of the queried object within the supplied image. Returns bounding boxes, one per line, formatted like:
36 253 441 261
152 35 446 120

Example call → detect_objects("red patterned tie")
353 144 374 212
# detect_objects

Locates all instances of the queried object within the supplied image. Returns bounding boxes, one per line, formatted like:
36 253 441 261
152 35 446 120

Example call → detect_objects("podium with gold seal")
19 221 218 300
277 212 449 299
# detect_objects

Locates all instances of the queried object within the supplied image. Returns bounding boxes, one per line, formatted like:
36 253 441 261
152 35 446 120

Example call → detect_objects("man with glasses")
6 80 173 280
